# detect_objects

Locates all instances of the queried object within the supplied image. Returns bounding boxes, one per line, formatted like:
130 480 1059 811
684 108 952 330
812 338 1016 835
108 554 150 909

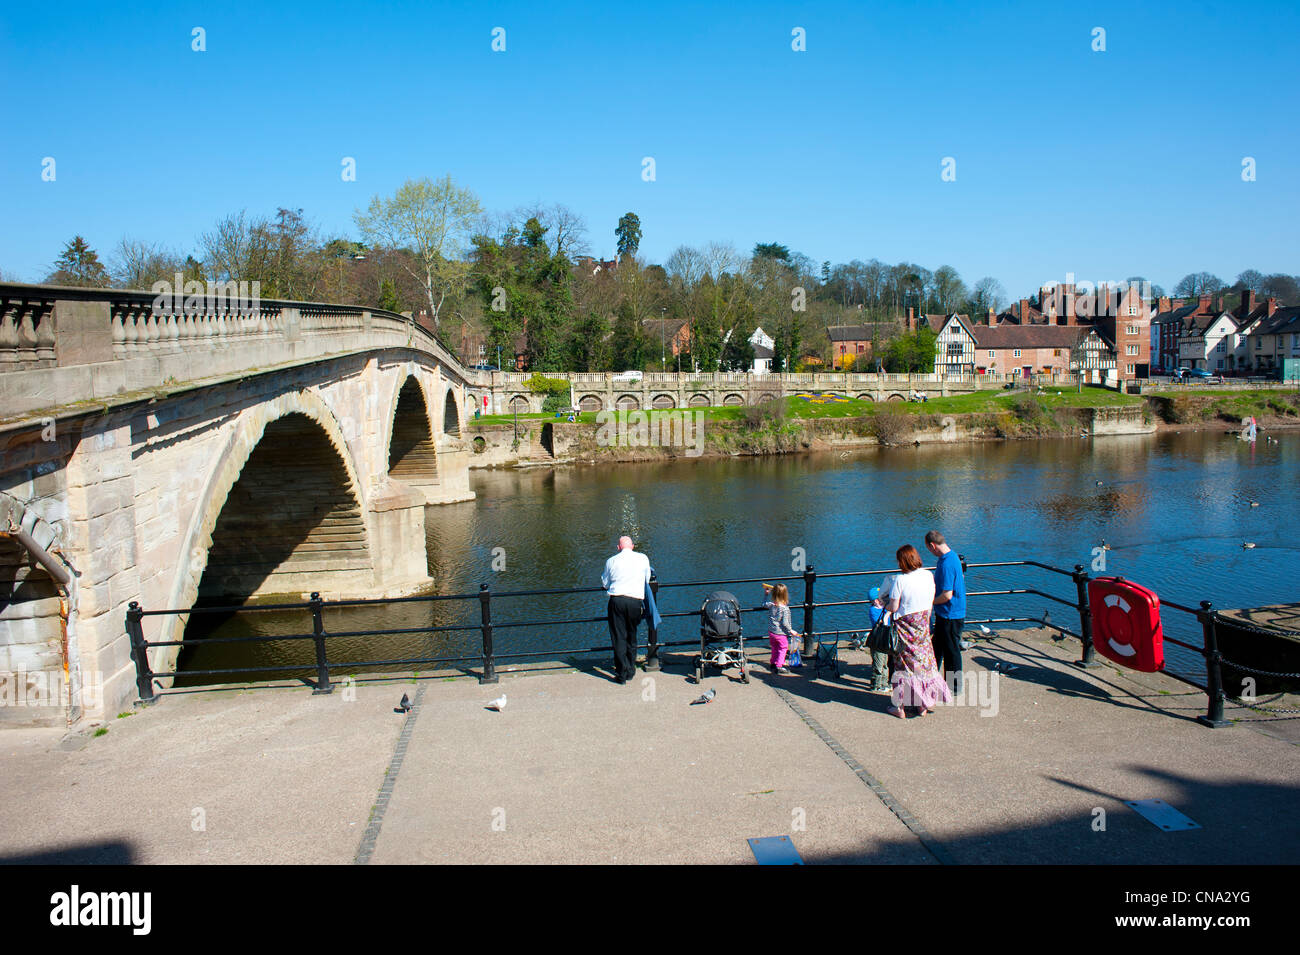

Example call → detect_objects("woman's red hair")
896 544 923 572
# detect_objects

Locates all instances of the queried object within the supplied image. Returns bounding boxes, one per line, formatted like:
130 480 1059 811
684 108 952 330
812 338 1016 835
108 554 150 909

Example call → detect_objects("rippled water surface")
176 430 1299 685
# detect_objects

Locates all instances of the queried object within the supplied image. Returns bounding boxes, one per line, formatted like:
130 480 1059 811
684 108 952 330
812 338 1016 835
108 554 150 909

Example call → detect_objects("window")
1013 349 1021 358
1126 344 1139 356
1217 359 1224 369
857 344 864 353
1053 349 1062 357
988 350 995 359
1128 305 1137 316
1256 338 1262 350
1127 363 1135 373
1126 324 1139 335
1216 341 1225 352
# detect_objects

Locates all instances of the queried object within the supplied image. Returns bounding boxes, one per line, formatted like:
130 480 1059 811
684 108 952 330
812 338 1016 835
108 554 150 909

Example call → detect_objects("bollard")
310 592 333 694
1072 564 1098 668
645 572 661 671
1197 601 1232 728
479 583 498 684
803 565 816 654
126 601 159 706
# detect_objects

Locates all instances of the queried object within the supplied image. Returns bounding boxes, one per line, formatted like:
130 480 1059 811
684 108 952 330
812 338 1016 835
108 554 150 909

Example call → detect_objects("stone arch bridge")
0 284 487 727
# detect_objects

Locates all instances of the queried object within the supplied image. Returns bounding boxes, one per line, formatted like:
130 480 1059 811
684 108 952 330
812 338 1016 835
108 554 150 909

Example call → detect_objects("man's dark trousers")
607 595 643 681
932 616 964 691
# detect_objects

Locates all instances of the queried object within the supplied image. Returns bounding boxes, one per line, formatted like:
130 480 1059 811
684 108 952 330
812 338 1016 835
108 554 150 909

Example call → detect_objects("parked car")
1184 368 1216 379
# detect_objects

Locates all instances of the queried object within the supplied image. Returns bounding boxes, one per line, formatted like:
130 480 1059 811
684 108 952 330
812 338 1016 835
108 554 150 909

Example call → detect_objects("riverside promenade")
1 627 1296 865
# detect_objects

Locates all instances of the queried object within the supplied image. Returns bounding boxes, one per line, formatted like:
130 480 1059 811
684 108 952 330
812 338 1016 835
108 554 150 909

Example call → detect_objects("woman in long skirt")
885 544 953 718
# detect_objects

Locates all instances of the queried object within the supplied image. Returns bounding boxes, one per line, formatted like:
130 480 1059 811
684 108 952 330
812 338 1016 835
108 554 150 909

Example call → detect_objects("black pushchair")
694 591 749 684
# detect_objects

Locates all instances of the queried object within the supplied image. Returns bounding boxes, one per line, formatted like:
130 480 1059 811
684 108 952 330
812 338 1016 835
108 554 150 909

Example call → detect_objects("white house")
927 314 977 377
1178 312 1238 371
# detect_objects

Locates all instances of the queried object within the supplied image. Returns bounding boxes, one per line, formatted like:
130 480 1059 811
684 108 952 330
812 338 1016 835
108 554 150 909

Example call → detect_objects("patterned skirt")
891 610 953 710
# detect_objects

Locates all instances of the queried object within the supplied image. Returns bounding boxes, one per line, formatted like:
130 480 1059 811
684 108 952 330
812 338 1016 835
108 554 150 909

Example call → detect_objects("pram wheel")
739 664 750 684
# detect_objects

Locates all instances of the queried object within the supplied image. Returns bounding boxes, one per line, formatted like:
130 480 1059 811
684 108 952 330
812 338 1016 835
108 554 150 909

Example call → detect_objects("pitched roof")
970 325 1094 349
827 324 872 341
1256 306 1300 336
752 344 774 359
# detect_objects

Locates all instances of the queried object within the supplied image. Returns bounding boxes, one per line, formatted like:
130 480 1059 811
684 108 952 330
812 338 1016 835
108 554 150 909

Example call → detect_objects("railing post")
645 572 661 671
803 564 816 653
126 601 158 706
310 592 333 694
479 583 498 684
1072 564 1098 667
1197 601 1232 728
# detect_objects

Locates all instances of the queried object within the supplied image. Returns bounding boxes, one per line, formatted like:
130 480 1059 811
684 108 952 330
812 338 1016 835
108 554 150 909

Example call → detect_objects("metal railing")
126 557 1288 727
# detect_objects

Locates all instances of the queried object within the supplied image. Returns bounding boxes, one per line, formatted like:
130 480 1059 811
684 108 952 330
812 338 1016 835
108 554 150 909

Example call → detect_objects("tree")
1259 273 1300 304
110 238 181 290
47 236 110 287
752 242 790 261
1232 269 1266 294
615 212 641 261
931 265 968 313
354 175 483 329
971 277 1007 315
519 203 590 259
1172 272 1224 298
883 327 937 373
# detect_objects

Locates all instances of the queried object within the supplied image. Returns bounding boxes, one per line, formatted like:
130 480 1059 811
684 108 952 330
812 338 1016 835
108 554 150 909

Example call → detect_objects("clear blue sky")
2 0 1297 298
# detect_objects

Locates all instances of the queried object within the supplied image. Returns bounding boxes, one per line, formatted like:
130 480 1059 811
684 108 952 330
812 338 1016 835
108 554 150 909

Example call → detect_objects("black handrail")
127 556 1242 727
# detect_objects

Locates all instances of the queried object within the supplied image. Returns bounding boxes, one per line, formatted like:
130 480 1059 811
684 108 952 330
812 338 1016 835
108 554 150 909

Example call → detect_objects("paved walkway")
0 628 1295 864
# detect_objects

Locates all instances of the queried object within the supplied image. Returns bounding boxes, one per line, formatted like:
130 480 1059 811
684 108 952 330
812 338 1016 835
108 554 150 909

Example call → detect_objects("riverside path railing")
124 557 1292 728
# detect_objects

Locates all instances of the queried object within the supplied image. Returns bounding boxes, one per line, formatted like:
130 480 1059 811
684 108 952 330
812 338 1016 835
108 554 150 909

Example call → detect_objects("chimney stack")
1267 296 1278 317
1197 293 1212 313
1158 296 1171 314
905 306 915 332
986 306 995 326
1241 289 1257 317
1019 298 1030 325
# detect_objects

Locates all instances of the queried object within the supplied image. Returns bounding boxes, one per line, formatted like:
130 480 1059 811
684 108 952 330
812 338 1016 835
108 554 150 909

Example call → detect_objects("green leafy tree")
48 236 110 287
883 327 937 373
615 212 641 261
752 242 790 261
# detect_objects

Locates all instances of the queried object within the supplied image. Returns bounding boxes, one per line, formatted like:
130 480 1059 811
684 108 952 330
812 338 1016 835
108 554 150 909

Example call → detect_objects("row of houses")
1152 291 1300 375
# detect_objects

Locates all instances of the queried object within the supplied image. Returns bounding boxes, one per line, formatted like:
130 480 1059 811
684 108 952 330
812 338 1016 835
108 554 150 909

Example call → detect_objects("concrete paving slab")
369 665 932 864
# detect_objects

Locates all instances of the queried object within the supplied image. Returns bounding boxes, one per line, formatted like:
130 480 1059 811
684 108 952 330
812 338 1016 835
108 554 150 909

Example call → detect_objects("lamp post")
661 307 666 371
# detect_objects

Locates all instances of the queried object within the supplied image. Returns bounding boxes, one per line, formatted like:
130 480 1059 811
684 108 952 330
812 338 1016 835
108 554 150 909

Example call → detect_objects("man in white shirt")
601 536 651 684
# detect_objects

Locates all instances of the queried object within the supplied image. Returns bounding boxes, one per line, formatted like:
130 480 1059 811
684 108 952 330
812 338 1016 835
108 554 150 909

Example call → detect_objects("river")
175 430 1299 686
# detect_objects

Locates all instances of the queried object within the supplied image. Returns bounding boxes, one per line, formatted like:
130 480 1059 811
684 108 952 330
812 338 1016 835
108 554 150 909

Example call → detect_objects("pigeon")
1095 480 1104 486
691 689 716 705
396 693 412 714
1242 542 1256 550
979 625 992 635
1248 501 1259 507
485 694 507 711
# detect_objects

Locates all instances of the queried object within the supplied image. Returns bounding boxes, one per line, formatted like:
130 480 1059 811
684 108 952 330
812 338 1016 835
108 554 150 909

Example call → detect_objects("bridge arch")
578 394 603 412
887 393 905 402
651 393 676 409
688 393 710 407
854 393 875 402
722 393 744 406
615 394 640 411
443 387 463 436
387 376 439 484
160 389 373 670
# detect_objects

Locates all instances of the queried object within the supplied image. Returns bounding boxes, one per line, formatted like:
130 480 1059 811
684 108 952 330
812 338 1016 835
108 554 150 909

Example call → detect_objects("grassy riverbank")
468 387 1300 464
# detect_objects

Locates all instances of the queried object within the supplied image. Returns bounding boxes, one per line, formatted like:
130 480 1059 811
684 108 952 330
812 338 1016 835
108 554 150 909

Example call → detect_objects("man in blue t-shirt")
926 529 967 691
